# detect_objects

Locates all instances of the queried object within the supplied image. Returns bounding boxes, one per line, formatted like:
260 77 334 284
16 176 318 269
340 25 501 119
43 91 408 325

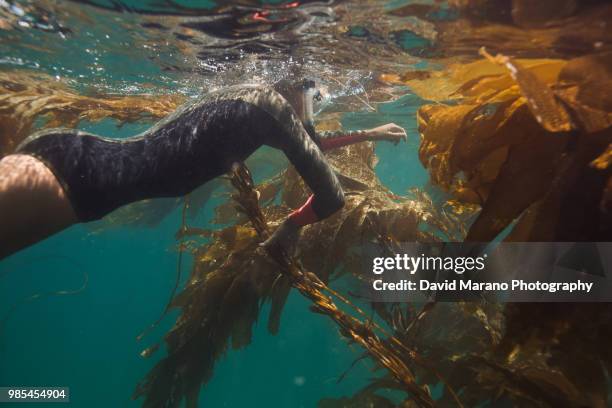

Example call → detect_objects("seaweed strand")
230 162 442 408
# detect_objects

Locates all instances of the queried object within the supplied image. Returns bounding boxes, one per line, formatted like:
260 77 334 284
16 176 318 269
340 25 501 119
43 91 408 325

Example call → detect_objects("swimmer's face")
274 79 323 128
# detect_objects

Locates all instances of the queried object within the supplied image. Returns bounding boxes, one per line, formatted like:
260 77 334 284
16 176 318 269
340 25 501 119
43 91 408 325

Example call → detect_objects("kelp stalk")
230 163 440 408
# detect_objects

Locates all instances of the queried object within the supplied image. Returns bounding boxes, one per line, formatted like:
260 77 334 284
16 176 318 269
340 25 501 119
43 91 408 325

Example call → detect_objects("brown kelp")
372 11 611 407
133 142 463 408
388 49 611 241
319 297 612 407
135 138 612 408
0 70 183 157
229 163 448 408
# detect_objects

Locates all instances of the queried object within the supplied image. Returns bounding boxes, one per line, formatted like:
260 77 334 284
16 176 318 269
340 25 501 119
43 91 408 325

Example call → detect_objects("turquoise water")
0 0 433 406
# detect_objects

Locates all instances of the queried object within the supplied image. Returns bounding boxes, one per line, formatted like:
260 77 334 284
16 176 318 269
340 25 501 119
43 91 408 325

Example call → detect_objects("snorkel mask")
302 79 323 124
274 78 324 138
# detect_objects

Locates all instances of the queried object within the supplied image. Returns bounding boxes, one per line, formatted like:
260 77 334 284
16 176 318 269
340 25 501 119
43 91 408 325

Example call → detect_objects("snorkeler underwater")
0 0 611 407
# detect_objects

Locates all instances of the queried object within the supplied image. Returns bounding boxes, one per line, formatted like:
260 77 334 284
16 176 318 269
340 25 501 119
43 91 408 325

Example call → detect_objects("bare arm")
0 154 78 260
318 123 407 151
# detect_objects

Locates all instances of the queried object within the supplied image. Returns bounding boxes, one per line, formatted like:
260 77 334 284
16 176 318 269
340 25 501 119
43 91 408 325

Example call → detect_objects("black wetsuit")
16 86 345 223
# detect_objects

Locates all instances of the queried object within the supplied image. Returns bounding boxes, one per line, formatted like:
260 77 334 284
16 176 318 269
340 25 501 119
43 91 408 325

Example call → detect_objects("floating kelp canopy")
0 70 183 157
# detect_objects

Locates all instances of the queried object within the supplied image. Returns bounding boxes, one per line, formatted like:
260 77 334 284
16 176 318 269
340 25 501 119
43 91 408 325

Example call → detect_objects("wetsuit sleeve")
261 103 345 226
281 130 345 225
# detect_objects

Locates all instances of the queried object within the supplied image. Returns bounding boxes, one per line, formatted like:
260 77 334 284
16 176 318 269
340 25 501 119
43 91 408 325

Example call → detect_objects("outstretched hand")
366 123 407 145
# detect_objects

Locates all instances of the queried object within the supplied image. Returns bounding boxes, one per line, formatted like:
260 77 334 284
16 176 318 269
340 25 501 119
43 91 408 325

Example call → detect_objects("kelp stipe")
133 143 459 408
229 162 461 408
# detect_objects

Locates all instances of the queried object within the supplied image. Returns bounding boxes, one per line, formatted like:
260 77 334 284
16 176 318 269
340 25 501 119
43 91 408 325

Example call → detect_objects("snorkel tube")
273 78 322 143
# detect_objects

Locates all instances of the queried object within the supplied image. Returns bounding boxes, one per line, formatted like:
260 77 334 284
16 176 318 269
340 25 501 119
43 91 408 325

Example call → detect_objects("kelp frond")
134 143 457 408
0 70 184 156
410 50 611 241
